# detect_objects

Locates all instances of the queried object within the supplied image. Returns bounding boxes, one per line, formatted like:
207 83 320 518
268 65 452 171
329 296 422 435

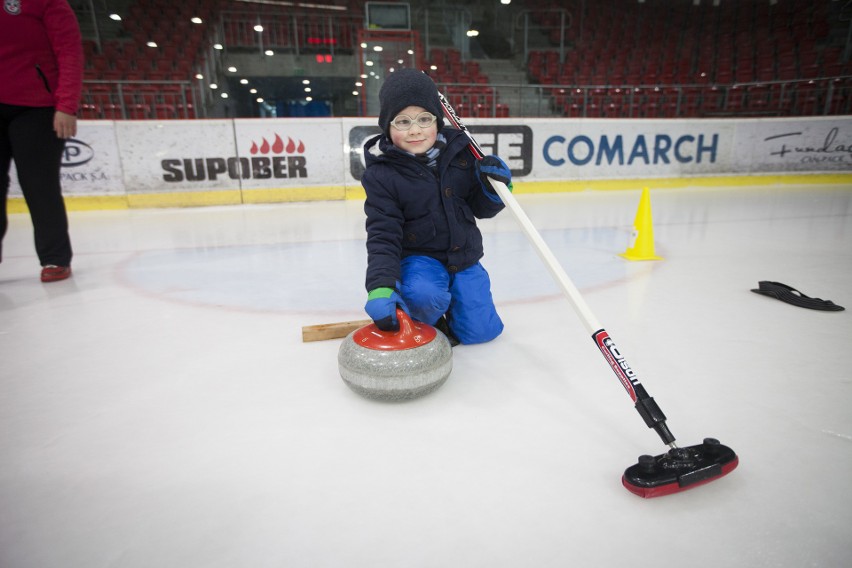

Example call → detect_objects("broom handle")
438 91 676 446
436 93 599 332
484 177 601 335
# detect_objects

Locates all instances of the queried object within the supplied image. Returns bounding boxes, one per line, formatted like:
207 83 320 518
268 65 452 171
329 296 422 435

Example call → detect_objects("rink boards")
7 115 852 210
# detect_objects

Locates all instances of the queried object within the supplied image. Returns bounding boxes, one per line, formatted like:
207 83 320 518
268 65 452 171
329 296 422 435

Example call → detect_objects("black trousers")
0 103 72 266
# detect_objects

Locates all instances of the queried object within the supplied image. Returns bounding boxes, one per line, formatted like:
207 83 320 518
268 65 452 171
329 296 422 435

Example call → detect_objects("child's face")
389 105 438 155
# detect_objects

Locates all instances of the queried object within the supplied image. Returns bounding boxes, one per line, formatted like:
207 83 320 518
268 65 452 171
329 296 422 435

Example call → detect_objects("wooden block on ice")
302 319 372 342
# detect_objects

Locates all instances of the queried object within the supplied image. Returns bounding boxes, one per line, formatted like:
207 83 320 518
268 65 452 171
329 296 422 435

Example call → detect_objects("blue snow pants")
398 255 503 345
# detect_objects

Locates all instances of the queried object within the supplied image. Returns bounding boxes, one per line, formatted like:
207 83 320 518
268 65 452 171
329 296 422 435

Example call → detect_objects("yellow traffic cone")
620 187 663 261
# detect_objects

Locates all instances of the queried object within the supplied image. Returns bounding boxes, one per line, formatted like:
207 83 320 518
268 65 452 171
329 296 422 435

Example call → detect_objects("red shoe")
41 265 72 282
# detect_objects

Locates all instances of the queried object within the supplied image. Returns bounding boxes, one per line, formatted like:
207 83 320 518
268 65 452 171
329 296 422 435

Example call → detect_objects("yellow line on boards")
125 190 243 209
8 195 129 213
241 186 346 203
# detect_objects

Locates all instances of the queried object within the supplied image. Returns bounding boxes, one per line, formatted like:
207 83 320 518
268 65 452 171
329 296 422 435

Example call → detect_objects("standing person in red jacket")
0 0 83 282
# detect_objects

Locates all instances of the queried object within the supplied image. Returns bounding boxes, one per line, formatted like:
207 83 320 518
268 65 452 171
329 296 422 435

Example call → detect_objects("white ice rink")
1 184 851 567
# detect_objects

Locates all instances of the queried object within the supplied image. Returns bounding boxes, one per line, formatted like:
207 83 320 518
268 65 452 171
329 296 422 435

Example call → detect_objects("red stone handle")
352 308 437 351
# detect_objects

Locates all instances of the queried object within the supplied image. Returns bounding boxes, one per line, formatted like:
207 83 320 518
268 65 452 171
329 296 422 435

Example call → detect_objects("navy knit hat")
378 69 444 137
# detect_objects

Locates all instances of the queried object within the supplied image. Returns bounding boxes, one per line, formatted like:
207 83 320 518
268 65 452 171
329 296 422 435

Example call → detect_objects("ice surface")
1 185 851 567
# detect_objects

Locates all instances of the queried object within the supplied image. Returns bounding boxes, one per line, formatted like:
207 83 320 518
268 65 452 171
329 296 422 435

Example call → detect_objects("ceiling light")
257 97 264 103
265 50 274 56
254 25 264 32
227 66 237 72
109 13 121 21
240 79 249 84
221 93 229 98
191 17 202 24
214 43 223 50
146 41 158 47
250 88 257 94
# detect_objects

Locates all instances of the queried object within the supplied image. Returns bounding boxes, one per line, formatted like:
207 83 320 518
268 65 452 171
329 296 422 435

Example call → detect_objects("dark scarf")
412 133 447 169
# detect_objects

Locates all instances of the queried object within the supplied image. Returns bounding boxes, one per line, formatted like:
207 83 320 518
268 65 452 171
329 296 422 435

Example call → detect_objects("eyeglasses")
390 112 437 131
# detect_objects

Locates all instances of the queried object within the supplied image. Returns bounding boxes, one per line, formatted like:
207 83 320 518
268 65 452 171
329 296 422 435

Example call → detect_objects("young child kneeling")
361 69 512 345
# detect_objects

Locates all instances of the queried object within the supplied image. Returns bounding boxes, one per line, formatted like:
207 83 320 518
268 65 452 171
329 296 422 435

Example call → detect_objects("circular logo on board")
61 138 95 167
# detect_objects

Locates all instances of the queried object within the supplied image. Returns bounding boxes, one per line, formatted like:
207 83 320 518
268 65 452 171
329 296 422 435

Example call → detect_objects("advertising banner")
530 118 735 180
116 120 237 193
232 118 347 189
9 116 850 208
729 117 852 173
341 117 534 188
9 121 126 196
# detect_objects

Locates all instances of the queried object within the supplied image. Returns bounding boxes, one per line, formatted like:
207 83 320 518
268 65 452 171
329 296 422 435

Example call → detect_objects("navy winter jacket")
362 127 505 292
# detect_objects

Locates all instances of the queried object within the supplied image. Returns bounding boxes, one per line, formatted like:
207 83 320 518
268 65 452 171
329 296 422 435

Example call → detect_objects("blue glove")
365 286 409 331
476 155 513 203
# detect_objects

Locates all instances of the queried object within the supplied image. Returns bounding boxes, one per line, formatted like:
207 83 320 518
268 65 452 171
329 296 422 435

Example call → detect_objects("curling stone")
338 309 453 401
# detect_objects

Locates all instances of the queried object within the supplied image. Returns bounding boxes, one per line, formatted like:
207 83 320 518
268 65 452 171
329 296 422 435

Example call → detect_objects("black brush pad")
622 438 739 498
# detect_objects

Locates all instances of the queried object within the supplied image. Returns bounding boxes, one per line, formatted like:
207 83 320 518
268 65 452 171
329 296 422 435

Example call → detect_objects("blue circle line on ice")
118 228 646 314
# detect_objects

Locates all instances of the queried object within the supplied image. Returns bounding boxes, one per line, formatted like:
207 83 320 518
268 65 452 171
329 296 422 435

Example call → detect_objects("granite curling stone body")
338 310 452 400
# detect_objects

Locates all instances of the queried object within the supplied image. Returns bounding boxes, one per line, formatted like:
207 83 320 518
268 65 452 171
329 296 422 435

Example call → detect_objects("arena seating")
524 0 850 117
77 0 850 120
79 0 219 119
